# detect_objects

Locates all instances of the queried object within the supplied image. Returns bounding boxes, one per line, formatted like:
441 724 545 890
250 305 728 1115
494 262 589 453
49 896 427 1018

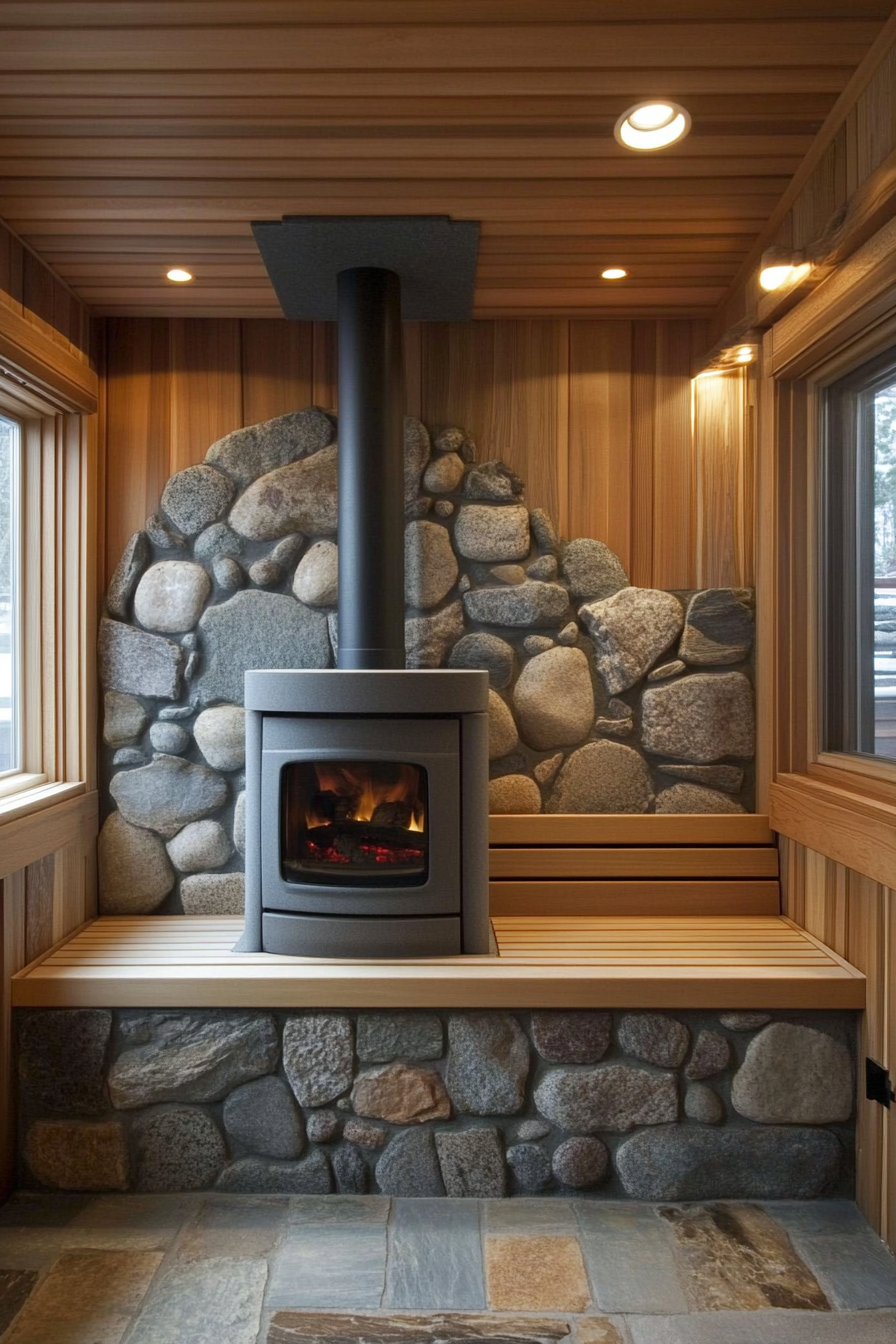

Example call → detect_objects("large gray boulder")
462 581 570 628
98 619 184 701
109 755 228 838
161 464 234 537
562 538 629 600
405 601 464 668
731 1023 854 1123
454 504 530 562
109 1010 279 1109
375 1127 445 1197
223 1075 305 1160
445 1013 530 1115
98 811 176 913
197 589 331 704
229 442 339 540
282 1013 354 1107
580 588 684 694
436 1128 506 1197
133 1106 226 1191
134 561 211 634
405 520 458 609
615 1126 843 1200
679 588 754 665
534 1064 677 1132
206 407 335 486
449 632 515 689
641 672 755 762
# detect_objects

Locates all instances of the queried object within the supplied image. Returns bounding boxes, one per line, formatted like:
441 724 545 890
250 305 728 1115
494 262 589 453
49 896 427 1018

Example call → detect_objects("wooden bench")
9 813 865 1012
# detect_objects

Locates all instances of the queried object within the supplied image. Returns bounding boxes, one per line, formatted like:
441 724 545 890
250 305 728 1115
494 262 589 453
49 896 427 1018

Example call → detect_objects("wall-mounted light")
601 268 627 280
758 248 810 292
166 268 193 283
615 101 691 151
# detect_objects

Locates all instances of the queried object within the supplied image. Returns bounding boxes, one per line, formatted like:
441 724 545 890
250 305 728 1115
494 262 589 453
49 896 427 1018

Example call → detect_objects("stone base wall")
17 1007 855 1201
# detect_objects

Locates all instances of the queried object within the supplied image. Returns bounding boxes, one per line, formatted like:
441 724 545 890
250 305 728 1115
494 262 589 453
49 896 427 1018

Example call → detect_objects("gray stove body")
239 667 490 958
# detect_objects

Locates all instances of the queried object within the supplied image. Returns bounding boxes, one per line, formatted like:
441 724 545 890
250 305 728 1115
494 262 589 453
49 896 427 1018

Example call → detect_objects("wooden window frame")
0 350 98 824
761 215 896 886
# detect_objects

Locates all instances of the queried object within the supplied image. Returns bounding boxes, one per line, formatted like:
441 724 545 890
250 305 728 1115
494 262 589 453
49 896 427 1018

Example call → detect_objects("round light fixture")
759 261 810 292
166 268 193 283
615 101 691 151
735 345 755 364
601 268 627 280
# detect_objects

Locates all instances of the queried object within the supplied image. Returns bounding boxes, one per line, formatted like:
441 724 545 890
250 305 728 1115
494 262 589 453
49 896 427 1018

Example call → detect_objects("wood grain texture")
780 834 894 1248
0 4 887 320
10 914 864 1012
489 847 778 879
99 314 752 590
489 814 773 846
489 880 780 917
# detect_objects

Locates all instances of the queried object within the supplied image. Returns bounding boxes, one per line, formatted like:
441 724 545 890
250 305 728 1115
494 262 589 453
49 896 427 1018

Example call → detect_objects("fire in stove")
281 760 429 884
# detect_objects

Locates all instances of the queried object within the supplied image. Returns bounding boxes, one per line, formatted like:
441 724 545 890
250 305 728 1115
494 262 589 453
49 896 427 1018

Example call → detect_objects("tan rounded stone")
25 1119 129 1191
731 1022 853 1123
513 646 595 750
293 540 339 607
489 775 542 814
350 1063 451 1124
488 689 519 760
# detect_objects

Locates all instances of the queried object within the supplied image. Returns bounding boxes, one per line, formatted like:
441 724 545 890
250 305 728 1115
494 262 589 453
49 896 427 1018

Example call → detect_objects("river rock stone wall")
16 1007 854 1200
98 407 756 916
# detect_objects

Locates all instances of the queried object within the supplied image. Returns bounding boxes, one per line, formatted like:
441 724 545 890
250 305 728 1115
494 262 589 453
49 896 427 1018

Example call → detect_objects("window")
0 413 20 777
823 345 896 760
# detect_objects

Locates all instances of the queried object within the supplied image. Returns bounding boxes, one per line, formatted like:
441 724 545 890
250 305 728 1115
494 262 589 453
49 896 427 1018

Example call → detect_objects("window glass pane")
873 379 896 758
0 414 19 775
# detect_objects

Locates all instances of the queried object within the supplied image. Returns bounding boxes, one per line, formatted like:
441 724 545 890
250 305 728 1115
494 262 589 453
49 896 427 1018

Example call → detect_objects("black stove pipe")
336 267 405 670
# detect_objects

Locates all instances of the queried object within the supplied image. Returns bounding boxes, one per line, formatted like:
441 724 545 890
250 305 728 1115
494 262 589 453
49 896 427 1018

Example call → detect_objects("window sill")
770 771 896 887
0 779 86 828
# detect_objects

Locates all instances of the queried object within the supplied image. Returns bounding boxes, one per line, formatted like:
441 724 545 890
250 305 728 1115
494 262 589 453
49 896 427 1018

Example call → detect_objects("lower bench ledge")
10 914 866 1010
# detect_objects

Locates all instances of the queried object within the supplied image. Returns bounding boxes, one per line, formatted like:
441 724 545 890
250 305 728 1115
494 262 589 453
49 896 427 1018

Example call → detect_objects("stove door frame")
260 714 462 917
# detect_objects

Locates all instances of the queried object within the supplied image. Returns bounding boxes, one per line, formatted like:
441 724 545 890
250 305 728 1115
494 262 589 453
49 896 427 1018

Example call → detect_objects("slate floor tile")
267 1220 388 1309
575 1204 688 1316
485 1234 591 1312
1 1248 162 1344
0 1270 38 1336
125 1256 268 1344
175 1196 288 1261
763 1201 872 1238
779 1228 896 1310
485 1199 579 1236
385 1198 485 1310
626 1309 896 1344
288 1195 391 1225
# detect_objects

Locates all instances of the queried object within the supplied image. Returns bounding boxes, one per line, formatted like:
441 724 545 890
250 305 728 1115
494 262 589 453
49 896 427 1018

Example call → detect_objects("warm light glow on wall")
615 101 691 151
601 268 627 279
166 268 193 283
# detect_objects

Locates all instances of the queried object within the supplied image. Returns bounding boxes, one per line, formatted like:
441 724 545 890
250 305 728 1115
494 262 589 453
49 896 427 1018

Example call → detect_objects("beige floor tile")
574 1320 627 1344
485 1235 591 1312
175 1196 287 1260
1 1249 163 1344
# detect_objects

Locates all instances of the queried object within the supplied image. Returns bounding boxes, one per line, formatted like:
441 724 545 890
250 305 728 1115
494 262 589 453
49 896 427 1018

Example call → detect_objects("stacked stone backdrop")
97 408 756 917
16 1008 854 1199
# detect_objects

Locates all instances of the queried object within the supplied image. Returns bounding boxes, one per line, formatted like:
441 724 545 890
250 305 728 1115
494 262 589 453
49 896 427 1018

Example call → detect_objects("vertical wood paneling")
169 318 242 474
0 869 25 1201
104 318 171 584
100 315 753 595
567 321 632 569
240 318 313 427
781 833 896 1248
24 854 55 964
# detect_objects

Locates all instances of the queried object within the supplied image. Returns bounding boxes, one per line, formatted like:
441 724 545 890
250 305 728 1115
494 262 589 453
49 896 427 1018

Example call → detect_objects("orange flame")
307 763 425 832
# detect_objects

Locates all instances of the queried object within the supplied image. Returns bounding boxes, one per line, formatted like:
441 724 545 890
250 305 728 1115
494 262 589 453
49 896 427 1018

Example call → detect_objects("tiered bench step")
11 914 864 1010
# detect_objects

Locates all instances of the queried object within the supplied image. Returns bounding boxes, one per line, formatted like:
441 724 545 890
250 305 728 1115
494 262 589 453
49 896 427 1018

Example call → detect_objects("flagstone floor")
0 1193 895 1344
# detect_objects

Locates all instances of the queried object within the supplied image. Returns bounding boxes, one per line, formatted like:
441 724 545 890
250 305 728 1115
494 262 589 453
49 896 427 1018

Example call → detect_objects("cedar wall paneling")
100 315 752 594
780 836 895 1246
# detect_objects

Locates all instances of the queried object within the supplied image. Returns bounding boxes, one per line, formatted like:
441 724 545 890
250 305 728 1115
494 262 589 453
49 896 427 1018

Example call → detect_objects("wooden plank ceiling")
0 1 892 319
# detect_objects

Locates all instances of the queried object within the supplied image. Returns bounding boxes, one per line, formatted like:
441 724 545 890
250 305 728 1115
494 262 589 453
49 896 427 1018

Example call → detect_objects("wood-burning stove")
238 216 489 957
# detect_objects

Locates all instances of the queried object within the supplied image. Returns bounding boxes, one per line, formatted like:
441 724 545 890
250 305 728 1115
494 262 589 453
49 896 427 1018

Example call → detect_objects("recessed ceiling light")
166 268 193 283
601 268 627 280
759 261 811 292
615 101 691 151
